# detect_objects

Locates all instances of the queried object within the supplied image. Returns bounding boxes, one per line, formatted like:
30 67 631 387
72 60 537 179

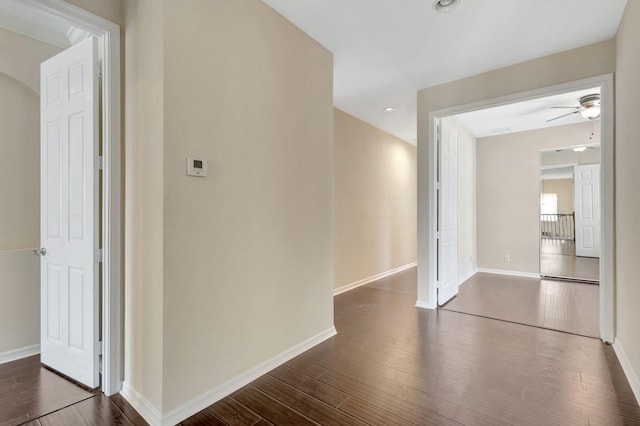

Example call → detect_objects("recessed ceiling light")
383 107 396 112
434 0 460 14
573 147 587 152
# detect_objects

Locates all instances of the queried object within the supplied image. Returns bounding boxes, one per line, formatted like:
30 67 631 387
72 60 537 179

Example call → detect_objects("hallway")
3 268 638 425
181 267 638 425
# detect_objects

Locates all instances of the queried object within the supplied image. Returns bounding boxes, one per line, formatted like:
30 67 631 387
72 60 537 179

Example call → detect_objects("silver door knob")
33 248 47 257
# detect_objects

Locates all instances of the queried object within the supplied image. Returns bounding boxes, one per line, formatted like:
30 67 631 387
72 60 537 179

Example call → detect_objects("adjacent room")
438 88 603 338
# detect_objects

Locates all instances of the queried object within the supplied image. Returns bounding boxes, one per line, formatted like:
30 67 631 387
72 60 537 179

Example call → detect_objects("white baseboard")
334 262 418 296
415 300 437 310
458 269 478 286
613 339 640 405
121 382 162 426
161 326 337 426
0 344 40 365
477 268 540 279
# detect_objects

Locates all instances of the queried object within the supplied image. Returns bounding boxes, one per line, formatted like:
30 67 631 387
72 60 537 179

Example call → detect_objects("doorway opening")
540 143 601 283
0 0 121 408
421 75 614 342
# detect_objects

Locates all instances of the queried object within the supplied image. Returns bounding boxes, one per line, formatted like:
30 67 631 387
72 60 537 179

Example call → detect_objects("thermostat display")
187 157 207 177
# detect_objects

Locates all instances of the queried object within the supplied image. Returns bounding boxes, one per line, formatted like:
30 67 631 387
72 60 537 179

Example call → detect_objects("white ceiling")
454 87 601 138
263 0 627 144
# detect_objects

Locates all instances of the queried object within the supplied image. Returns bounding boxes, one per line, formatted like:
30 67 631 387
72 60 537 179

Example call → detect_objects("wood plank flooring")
541 238 600 282
5 267 638 425
0 355 96 426
443 272 600 337
180 267 639 425
0 355 145 426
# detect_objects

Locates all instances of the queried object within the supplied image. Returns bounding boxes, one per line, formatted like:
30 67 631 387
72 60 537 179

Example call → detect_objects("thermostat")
186 157 207 177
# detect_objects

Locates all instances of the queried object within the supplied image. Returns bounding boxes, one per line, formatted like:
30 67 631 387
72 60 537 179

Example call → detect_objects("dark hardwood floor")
181 267 639 425
0 355 94 426
0 356 145 426
4 267 639 425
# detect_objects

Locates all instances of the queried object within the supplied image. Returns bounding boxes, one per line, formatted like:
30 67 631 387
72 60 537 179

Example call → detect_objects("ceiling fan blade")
546 111 579 122
550 106 580 109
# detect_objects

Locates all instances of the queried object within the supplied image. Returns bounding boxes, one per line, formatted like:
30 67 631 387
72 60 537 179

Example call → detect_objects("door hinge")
96 156 104 170
96 249 103 263
96 341 103 355
95 63 103 78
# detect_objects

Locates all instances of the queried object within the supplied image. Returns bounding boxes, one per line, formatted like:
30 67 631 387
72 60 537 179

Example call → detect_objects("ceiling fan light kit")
547 93 601 122
580 106 601 120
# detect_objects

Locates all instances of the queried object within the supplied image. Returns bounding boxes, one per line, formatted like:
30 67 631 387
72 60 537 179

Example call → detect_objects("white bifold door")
437 121 459 305
40 37 100 388
574 164 601 258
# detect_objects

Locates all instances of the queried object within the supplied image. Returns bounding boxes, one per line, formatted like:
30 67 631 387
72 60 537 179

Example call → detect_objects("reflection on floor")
0 355 95 426
181 267 640 425
540 238 599 282
443 272 599 338
0 355 145 426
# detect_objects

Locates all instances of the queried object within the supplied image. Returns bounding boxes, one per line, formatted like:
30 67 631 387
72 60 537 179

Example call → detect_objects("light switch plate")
186 157 207 177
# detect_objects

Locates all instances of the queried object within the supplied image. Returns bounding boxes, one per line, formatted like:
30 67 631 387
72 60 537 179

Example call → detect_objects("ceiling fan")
546 94 601 122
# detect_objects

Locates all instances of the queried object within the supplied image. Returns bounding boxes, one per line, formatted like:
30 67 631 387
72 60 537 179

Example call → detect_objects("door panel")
40 37 100 388
438 121 458 305
574 164 600 258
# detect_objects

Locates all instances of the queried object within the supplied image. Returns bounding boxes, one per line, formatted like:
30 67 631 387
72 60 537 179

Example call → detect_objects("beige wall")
0 28 61 93
0 251 39 354
477 123 601 274
417 40 615 303
333 109 417 290
65 0 123 25
124 0 165 412
0 74 40 251
0 75 40 354
615 0 640 389
123 0 334 419
542 179 574 214
0 31 60 356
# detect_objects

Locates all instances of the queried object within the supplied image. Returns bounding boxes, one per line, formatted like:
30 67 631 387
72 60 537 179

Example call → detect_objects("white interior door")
40 37 100 388
574 164 601 258
438 121 458 305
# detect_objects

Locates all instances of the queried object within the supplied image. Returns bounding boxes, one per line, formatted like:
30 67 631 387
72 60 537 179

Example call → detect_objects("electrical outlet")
504 255 511 262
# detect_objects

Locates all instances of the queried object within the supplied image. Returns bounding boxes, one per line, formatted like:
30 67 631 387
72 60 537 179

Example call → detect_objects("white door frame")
18 0 122 394
419 74 615 343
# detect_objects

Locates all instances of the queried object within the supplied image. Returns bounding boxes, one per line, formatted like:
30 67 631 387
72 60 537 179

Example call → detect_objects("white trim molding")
477 268 541 279
121 382 162 426
334 262 417 296
160 326 337 426
0 344 40 365
415 300 437 310
613 340 640 405
458 269 478 286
